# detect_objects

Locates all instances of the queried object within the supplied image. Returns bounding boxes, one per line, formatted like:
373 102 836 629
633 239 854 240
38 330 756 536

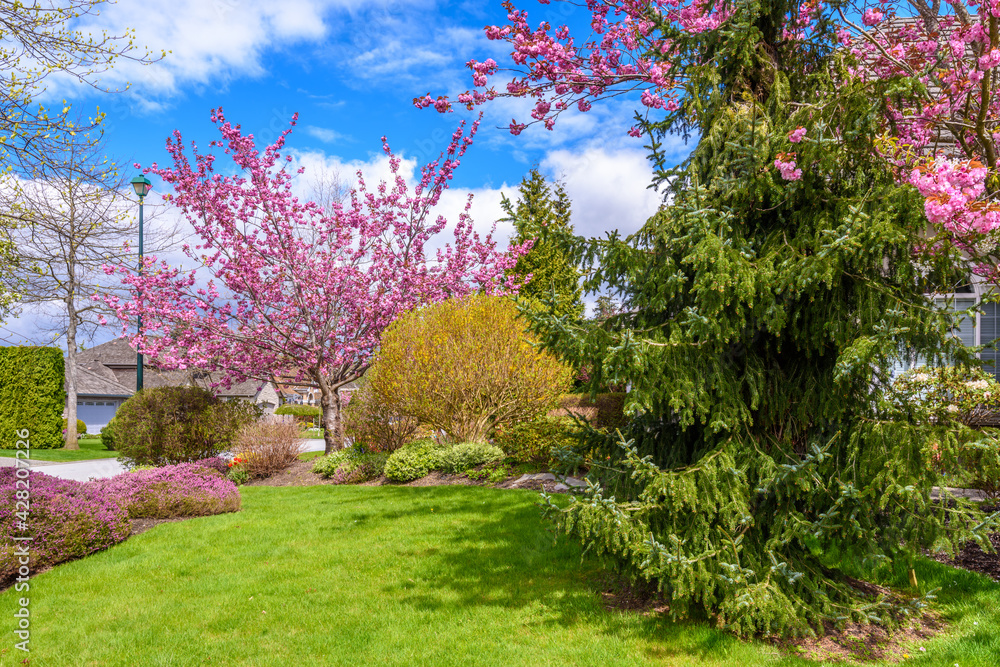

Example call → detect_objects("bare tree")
1 134 174 448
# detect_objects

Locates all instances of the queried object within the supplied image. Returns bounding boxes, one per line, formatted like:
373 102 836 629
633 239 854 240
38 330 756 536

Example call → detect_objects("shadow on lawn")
348 485 802 665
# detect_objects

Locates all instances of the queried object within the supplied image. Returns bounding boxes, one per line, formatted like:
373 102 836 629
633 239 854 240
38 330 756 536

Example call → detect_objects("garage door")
77 400 120 432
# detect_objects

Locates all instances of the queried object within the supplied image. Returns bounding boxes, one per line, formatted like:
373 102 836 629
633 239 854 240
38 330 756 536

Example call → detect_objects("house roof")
77 338 141 367
74 365 133 397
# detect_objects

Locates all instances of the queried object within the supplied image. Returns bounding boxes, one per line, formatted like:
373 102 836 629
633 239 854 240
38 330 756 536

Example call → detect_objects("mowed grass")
0 485 805 667
0 437 117 462
2 485 1000 666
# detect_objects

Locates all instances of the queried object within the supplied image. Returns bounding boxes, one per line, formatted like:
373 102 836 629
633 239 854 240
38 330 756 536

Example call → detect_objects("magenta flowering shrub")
0 469 130 585
96 463 241 519
192 457 229 476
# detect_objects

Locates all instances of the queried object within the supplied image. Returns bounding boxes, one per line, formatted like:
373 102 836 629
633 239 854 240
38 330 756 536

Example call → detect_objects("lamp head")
131 175 152 199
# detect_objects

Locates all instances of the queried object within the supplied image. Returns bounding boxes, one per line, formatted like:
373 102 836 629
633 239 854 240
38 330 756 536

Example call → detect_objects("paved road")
0 439 328 482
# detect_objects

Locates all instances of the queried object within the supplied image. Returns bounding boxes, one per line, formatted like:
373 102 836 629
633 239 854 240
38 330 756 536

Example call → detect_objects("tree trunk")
64 300 79 450
319 381 344 455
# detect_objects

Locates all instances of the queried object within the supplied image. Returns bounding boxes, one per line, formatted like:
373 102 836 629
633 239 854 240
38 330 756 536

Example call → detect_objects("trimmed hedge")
0 347 66 449
274 405 321 416
312 446 389 484
100 419 117 451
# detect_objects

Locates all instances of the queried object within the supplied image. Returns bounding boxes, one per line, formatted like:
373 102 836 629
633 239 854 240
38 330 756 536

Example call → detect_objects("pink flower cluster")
775 153 803 181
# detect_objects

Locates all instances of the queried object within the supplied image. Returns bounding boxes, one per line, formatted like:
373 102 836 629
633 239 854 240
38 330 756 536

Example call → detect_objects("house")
70 338 280 431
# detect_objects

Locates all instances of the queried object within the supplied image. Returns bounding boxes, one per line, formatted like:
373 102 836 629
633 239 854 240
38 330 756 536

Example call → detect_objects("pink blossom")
775 157 803 181
788 127 807 143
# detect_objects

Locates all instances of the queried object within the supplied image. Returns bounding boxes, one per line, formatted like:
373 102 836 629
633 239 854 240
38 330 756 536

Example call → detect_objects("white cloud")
303 126 350 144
42 0 385 101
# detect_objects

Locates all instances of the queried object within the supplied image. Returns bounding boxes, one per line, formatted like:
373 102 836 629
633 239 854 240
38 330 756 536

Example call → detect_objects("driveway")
0 438 328 482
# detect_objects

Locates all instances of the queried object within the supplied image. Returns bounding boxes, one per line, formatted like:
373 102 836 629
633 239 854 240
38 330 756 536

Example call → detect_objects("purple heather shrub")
0 469 130 585
192 457 229 476
96 463 241 519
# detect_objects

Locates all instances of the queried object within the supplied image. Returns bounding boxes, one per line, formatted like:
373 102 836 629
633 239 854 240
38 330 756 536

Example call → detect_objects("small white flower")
966 380 991 390
947 404 960 413
913 373 930 382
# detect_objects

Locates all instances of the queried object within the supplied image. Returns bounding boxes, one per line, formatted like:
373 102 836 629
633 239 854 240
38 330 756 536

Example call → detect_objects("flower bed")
0 469 130 586
97 463 241 519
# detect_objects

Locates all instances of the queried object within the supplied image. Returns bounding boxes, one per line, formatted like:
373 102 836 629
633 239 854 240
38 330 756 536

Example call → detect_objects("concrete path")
0 438 328 482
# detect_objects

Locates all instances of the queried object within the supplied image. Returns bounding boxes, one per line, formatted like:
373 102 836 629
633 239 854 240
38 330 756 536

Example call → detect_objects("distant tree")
1 133 173 448
503 169 584 320
0 0 162 319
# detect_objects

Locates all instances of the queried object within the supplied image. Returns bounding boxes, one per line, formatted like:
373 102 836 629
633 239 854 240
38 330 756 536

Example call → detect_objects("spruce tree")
514 4 999 637
503 169 584 320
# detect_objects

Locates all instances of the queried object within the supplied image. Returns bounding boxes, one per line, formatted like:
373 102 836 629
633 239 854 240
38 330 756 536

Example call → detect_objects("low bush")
493 416 580 464
435 443 504 473
230 421 304 479
114 387 256 467
100 419 117 451
312 446 389 484
192 456 230 476
0 469 130 586
62 418 87 436
96 463 241 519
384 439 448 482
343 382 417 452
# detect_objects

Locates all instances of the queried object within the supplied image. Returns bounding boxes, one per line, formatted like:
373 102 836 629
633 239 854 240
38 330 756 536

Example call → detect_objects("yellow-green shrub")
370 295 572 443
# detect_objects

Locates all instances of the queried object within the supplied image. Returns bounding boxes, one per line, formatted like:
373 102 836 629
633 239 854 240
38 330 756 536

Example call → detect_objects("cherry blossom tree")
104 108 525 455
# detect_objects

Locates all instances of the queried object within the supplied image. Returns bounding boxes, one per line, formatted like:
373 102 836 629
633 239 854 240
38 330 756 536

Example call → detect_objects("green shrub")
493 416 580 464
114 387 256 467
0 347 65 449
275 404 321 427
384 439 448 482
435 443 504 473
100 419 117 451
312 446 388 484
62 418 87 436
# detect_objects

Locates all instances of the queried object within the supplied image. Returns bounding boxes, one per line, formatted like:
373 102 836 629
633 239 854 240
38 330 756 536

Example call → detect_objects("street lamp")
131 175 152 391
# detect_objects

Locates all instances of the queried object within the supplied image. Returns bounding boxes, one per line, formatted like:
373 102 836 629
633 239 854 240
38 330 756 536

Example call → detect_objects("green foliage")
523 11 994 637
63 418 87 435
435 442 505 474
312 446 389 483
114 387 255 467
383 439 448 482
275 404 321 417
99 418 116 451
0 346 65 449
227 466 249 486
503 169 584 320
494 416 580 465
371 294 573 443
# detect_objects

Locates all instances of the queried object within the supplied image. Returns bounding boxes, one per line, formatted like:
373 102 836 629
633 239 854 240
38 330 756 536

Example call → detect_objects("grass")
298 450 324 461
4 484 1000 666
0 486 804 666
0 437 118 462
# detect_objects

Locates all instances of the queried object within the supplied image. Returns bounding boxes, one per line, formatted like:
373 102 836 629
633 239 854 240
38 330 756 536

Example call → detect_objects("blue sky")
3 0 695 346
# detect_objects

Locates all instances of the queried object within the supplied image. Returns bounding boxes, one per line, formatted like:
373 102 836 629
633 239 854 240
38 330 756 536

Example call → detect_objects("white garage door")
76 400 120 432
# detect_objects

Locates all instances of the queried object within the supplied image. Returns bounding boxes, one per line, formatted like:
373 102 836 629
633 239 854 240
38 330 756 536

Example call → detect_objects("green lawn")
2 485 999 666
0 437 118 462
298 450 324 461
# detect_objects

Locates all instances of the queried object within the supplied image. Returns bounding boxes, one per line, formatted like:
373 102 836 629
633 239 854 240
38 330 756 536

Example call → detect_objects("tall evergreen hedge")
0 347 66 450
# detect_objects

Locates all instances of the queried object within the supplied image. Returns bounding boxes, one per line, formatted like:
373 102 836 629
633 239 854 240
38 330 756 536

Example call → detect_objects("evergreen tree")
452 2 1000 637
503 169 584 320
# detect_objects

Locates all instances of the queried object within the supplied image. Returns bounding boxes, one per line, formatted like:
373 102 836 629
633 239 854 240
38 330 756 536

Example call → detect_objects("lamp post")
131 175 152 391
